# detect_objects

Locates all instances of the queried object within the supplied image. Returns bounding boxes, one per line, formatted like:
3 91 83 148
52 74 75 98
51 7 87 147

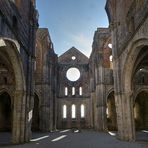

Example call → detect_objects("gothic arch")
123 38 148 92
0 38 26 143
0 89 13 99
133 87 148 103
121 38 148 140
106 88 114 103
0 89 13 110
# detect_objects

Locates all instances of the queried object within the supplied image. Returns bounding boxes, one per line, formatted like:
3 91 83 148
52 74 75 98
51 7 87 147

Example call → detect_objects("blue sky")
36 0 109 57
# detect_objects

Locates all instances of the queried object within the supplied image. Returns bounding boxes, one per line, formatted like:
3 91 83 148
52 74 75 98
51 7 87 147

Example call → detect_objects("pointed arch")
0 38 26 143
123 38 148 92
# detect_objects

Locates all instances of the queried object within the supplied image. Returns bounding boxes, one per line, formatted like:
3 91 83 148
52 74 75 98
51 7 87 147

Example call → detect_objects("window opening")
65 87 68 96
81 104 85 118
79 87 82 96
71 56 76 60
72 104 76 118
63 105 67 118
72 87 75 96
66 67 80 81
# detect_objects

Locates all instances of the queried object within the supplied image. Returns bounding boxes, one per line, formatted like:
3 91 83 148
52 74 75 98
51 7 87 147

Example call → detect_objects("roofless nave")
0 0 148 145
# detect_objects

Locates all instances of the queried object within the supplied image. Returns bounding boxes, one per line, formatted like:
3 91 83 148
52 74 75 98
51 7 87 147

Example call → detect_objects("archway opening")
131 45 148 141
106 91 117 131
31 94 40 131
134 91 148 131
134 91 148 141
0 39 26 144
0 92 12 132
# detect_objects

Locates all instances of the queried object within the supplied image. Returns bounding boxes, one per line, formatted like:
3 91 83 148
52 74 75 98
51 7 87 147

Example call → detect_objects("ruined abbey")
0 0 147 144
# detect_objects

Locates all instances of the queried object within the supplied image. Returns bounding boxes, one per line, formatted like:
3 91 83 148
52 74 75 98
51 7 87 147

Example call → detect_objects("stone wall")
0 0 38 144
89 28 114 131
35 28 58 132
106 0 148 141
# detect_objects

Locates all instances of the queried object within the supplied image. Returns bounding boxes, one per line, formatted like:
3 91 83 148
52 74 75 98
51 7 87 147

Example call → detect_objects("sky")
36 0 109 57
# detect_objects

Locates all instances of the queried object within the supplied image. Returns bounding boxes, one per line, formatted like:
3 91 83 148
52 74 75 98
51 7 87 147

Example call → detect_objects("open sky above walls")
37 0 109 57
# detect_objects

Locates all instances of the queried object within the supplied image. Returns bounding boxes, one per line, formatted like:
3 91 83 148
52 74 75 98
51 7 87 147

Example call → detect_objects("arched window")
81 104 85 118
71 104 76 118
72 87 75 95
79 87 82 96
65 87 68 96
63 105 67 119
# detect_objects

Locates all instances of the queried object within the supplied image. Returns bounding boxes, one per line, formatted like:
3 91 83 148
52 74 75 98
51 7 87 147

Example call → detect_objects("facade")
0 0 38 144
106 0 148 141
33 28 58 132
57 47 91 129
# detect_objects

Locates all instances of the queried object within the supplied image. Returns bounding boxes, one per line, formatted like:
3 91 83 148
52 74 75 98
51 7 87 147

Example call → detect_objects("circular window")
66 67 80 81
71 56 76 60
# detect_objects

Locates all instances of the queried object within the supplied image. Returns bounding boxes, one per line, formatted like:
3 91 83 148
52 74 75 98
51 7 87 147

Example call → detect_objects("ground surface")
0 130 148 148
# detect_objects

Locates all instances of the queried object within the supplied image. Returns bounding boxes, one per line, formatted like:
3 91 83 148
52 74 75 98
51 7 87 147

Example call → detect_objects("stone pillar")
121 92 135 141
95 64 107 131
12 90 26 144
96 84 107 131
114 84 135 141
89 93 94 128
90 77 94 128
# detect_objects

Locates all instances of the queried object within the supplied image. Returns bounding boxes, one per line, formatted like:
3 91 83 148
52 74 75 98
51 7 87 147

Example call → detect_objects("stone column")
95 65 107 131
96 84 107 131
12 90 26 144
123 92 135 141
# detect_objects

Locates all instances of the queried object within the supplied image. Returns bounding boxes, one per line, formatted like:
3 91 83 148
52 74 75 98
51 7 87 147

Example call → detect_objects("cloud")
71 33 92 57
